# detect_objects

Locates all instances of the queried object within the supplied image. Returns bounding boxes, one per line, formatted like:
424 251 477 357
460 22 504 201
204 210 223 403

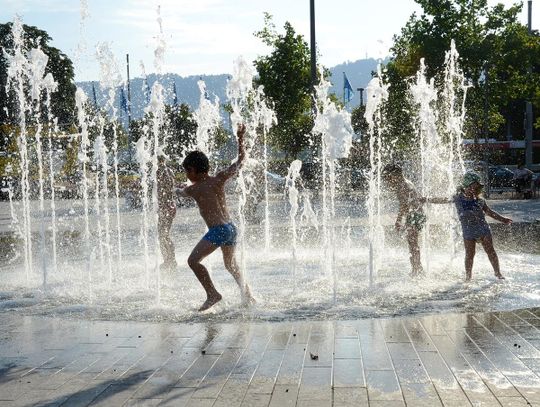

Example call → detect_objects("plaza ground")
1 308 540 406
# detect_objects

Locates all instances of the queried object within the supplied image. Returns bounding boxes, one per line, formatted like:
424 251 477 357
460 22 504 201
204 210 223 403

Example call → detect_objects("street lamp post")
310 0 317 89
525 0 534 167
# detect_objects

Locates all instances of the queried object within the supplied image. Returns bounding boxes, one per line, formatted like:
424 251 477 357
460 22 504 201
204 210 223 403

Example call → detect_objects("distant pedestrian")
513 163 533 198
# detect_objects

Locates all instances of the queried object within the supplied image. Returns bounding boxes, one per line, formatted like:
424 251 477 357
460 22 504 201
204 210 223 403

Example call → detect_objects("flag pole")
343 72 346 105
310 0 317 115
126 53 132 162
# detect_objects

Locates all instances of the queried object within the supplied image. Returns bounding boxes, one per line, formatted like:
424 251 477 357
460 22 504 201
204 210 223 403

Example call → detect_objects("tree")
254 14 318 160
0 22 77 180
0 22 76 129
384 0 540 151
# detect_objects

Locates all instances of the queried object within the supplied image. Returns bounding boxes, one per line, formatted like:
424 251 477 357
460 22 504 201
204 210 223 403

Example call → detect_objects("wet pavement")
1 308 540 406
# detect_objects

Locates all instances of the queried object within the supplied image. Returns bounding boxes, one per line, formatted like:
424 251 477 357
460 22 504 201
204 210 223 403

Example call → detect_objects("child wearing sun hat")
454 171 512 281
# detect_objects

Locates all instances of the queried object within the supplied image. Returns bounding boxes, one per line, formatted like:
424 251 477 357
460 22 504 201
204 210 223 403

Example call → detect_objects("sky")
1 0 538 82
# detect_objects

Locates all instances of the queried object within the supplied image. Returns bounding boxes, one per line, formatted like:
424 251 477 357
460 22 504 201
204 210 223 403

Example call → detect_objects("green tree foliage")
0 22 77 180
253 13 315 160
0 22 76 129
384 0 540 149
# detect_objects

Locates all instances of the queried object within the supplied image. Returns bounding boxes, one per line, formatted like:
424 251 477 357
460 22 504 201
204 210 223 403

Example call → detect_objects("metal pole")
343 72 346 105
310 0 317 88
357 87 364 106
484 65 490 197
526 0 533 167
126 53 132 161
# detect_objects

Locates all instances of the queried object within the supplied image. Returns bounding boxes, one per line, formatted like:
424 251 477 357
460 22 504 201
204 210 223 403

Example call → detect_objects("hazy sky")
1 0 536 82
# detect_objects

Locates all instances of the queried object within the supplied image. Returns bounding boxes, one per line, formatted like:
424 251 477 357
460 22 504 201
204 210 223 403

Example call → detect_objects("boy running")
178 123 254 311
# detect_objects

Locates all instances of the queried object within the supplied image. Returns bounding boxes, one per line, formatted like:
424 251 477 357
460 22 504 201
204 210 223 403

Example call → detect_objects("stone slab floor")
1 308 540 406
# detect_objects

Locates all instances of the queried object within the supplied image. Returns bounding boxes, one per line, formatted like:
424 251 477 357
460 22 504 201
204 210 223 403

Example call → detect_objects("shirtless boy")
179 123 254 311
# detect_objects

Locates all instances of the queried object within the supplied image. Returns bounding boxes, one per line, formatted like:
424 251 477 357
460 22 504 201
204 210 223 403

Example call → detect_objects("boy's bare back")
184 174 232 227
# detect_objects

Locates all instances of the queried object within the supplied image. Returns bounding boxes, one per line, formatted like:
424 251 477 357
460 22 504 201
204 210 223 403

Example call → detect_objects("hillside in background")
76 58 385 123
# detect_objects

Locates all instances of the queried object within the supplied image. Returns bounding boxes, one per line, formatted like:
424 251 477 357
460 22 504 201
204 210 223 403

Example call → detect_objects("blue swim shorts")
203 223 237 246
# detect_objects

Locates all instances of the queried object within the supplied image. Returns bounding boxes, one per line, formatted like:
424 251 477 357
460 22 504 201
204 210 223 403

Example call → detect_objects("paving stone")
333 358 365 387
298 366 332 401
333 387 369 406
268 384 298 407
2 310 540 406
366 370 403 401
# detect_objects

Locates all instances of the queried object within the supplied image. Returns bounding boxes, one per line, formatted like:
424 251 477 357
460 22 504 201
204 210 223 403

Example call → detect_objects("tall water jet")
6 16 33 281
147 5 168 303
410 58 439 275
364 65 389 285
409 41 469 273
226 56 256 287
75 88 93 287
93 131 110 276
252 86 277 251
193 79 221 170
439 40 469 260
146 81 166 301
46 91 59 276
286 159 302 285
96 42 124 270
135 128 152 287
312 71 353 300
28 46 54 285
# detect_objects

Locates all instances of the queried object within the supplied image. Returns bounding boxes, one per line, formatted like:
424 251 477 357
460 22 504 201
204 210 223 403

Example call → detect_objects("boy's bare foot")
241 293 256 307
464 276 471 282
198 293 222 312
241 285 256 307
495 273 505 280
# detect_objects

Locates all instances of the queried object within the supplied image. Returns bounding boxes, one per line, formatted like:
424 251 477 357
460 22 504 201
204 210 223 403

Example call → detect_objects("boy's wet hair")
382 164 403 176
183 150 210 173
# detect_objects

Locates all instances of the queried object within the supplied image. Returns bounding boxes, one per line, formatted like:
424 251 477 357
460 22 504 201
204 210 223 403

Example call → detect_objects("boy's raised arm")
217 123 246 181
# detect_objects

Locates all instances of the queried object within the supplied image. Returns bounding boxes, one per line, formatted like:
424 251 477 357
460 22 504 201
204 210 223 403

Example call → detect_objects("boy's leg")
464 239 476 281
480 235 504 279
188 239 221 310
221 245 254 303
406 228 423 276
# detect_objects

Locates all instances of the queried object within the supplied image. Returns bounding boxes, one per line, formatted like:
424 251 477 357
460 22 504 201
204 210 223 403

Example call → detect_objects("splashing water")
193 80 221 159
364 64 390 285
312 70 354 301
286 159 302 286
96 42 124 272
2 14 538 324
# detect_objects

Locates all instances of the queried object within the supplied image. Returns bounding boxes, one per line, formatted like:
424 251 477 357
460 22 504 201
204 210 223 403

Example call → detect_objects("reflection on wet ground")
0 308 539 406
